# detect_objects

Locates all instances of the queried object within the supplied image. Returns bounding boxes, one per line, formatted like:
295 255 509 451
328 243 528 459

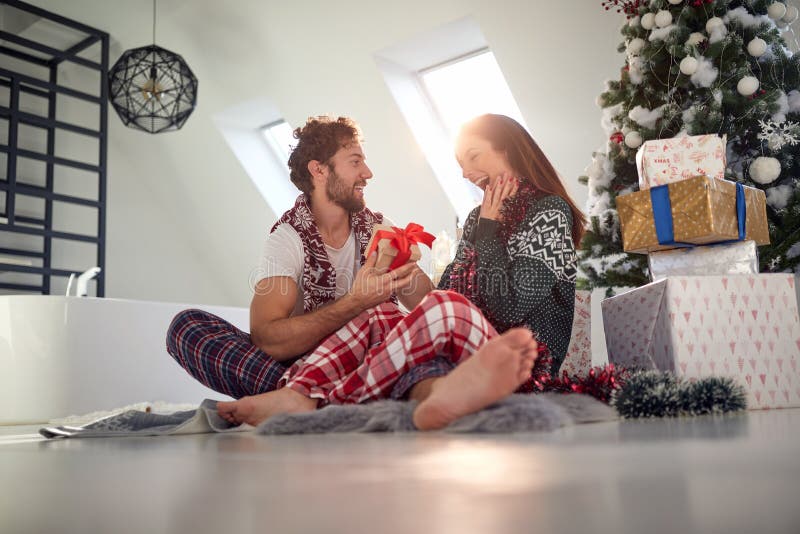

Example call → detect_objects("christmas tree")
579 0 800 290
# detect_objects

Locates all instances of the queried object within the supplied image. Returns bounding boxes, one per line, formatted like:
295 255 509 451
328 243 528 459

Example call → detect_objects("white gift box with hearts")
601 274 800 409
635 134 727 190
559 290 592 377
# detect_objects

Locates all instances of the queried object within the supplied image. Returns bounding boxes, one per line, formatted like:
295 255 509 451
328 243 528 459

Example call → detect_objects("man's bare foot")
217 388 317 426
412 328 538 431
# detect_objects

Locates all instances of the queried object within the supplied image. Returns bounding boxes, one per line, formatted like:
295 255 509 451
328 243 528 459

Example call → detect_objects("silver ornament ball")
680 56 699 75
783 5 799 23
768 2 787 20
655 10 673 28
747 38 768 57
625 131 643 149
737 76 760 96
750 157 782 184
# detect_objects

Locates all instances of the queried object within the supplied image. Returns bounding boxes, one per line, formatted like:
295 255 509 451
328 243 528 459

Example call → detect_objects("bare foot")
412 328 538 431
217 388 317 426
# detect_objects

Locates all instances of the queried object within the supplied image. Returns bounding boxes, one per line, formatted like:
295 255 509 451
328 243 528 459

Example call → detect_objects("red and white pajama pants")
278 290 498 405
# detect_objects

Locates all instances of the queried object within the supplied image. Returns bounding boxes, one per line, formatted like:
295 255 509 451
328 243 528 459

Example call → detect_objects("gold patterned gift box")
617 175 770 254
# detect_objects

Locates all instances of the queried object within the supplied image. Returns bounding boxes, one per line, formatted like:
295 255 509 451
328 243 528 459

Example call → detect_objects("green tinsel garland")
611 370 747 419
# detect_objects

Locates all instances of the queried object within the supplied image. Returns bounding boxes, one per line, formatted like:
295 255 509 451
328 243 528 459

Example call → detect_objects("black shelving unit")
0 0 108 295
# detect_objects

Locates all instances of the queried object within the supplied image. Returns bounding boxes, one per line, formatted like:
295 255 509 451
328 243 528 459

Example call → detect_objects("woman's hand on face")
479 172 519 221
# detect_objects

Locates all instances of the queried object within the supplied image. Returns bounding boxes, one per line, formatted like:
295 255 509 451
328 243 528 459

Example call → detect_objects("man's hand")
480 172 519 221
349 251 416 310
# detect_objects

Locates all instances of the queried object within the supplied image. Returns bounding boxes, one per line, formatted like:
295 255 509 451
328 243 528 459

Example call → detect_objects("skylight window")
260 120 295 168
419 50 527 142
374 18 526 222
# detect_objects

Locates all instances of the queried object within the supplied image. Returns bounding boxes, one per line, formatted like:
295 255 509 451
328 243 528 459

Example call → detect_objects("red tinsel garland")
448 179 539 306
517 348 629 404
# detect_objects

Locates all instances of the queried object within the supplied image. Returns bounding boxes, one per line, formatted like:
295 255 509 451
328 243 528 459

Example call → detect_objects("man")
167 116 422 399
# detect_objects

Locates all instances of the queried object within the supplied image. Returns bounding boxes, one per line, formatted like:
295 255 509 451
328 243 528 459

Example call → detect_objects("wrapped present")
601 274 800 409
636 134 726 190
617 175 769 253
366 223 435 272
559 290 592 377
648 240 759 282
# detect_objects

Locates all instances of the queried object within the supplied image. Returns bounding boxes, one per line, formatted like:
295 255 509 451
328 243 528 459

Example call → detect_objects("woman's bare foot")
412 328 538 431
217 388 317 426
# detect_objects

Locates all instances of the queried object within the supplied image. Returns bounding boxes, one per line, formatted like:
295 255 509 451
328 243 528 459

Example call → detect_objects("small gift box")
559 290 592 378
648 240 759 282
602 274 800 409
636 134 726 190
366 223 435 272
617 175 770 254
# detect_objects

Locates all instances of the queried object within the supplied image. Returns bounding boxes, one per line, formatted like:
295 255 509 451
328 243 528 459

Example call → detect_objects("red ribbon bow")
366 223 436 271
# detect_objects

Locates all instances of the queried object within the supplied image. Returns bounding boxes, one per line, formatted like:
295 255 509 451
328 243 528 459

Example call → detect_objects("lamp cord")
152 0 156 44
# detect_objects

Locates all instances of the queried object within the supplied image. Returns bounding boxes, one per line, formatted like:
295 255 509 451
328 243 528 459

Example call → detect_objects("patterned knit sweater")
438 194 578 369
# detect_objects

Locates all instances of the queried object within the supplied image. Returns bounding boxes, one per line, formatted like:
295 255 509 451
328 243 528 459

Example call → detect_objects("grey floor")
1 409 799 534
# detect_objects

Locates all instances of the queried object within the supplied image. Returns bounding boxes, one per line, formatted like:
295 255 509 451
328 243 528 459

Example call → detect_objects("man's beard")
325 169 364 213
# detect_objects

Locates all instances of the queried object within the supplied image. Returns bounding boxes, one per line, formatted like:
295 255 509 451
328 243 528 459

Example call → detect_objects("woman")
218 114 585 429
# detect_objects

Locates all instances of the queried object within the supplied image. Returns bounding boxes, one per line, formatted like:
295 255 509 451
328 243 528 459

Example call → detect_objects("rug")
39 394 617 439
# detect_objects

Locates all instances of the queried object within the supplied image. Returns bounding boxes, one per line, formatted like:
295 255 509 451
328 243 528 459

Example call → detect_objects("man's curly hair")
287 116 362 195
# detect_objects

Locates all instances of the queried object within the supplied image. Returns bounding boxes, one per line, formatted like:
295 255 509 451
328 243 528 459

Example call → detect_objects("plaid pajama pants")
279 290 498 405
165 309 291 399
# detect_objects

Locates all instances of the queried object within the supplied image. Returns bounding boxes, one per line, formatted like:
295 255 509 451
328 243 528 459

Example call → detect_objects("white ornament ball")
596 95 606 107
628 38 646 55
655 10 674 27
668 0 683 4
625 131 643 149
750 157 782 184
747 37 768 57
706 17 724 33
686 32 707 46
768 2 787 21
737 76 760 96
680 56 699 75
629 16 640 28
641 12 656 30
783 5 799 23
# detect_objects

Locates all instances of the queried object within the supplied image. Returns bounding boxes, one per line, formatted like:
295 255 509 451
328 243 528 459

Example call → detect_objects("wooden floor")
1 408 799 534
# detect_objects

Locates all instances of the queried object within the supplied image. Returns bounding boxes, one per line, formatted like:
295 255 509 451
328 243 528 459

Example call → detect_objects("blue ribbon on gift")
650 181 746 247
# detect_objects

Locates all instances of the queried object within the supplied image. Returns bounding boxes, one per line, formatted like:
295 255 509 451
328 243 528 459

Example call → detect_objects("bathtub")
0 296 249 425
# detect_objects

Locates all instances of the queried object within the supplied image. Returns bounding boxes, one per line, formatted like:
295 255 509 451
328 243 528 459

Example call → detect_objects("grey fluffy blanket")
39 394 617 439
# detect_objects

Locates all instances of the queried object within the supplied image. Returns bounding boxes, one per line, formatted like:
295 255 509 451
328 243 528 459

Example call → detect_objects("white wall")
19 0 627 307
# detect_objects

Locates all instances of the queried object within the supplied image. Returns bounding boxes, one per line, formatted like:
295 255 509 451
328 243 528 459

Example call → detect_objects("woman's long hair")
458 114 586 245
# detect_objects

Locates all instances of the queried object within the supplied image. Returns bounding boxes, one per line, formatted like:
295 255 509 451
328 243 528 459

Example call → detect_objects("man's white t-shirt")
256 217 393 316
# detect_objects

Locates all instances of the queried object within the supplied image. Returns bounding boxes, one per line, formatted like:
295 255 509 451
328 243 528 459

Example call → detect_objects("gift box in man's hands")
601 274 800 409
366 223 435 272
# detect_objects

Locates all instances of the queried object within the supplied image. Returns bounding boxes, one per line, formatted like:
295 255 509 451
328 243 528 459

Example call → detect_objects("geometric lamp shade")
108 45 198 133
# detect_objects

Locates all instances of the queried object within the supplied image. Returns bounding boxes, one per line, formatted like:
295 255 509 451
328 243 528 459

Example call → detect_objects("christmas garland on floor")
611 370 747 419
519 352 747 418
